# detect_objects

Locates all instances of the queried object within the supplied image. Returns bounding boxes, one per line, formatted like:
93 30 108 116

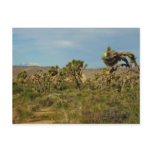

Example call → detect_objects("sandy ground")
23 120 54 124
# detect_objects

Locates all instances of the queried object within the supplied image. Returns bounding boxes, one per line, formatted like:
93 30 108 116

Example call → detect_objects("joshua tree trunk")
117 52 140 71
73 72 81 89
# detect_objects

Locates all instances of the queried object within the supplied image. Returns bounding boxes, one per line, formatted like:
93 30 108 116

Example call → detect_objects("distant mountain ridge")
14 62 41 67
13 66 101 80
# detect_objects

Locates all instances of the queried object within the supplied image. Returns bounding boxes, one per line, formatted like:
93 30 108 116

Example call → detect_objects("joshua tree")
30 66 64 92
65 59 87 89
17 71 28 91
48 65 59 76
102 46 139 73
17 71 28 81
31 72 42 93
30 69 52 93
101 46 140 92
47 65 60 89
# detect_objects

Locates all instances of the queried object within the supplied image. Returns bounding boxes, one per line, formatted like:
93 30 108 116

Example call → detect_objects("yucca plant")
102 46 139 72
65 59 87 89
17 71 28 91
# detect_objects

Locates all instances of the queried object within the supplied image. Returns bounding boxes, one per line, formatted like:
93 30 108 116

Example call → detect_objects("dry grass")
13 66 139 124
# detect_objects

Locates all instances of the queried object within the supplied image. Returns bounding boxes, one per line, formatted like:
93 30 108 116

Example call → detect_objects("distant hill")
13 66 101 80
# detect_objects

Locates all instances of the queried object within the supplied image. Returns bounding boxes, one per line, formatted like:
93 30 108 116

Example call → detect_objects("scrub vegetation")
13 47 140 124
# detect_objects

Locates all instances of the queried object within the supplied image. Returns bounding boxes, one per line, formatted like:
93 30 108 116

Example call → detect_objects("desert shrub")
28 104 40 112
13 56 139 124
20 90 39 100
48 113 63 121
38 96 55 107
13 82 23 94
80 107 102 124
13 106 34 123
64 59 87 89
48 65 59 76
83 78 96 90
52 100 70 110
40 114 50 120
101 107 130 123
41 99 54 107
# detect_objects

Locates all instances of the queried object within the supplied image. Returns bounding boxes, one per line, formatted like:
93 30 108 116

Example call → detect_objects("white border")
0 0 152 152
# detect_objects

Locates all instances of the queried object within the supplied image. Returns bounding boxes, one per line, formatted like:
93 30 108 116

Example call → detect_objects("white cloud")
53 40 75 48
28 62 41 66
20 62 41 66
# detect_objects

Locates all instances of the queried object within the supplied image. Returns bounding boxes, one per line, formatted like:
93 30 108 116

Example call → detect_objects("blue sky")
13 28 140 68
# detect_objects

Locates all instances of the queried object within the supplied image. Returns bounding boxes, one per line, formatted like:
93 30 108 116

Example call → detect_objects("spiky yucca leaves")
30 70 45 93
16 71 28 92
17 71 28 83
102 46 129 67
102 46 139 71
31 66 61 92
50 67 68 90
102 55 120 67
94 68 139 93
28 65 68 92
30 69 52 93
48 65 59 76
15 71 29 93
65 59 87 89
